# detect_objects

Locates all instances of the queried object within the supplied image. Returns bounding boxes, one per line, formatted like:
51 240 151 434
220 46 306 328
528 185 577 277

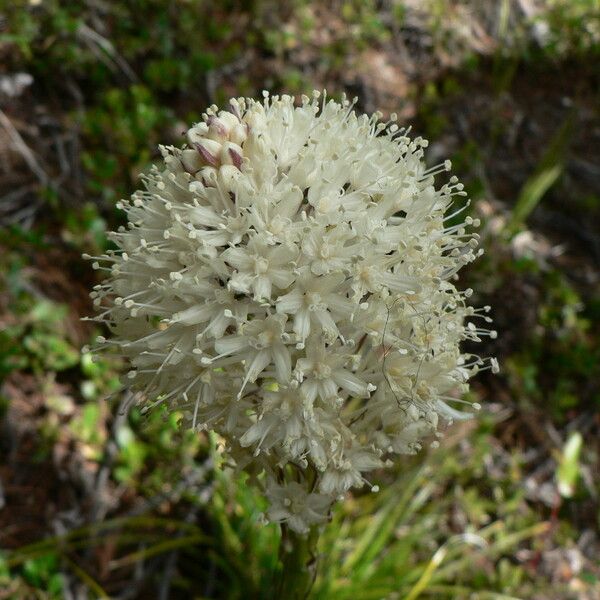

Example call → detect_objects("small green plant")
0 299 79 377
0 552 64 599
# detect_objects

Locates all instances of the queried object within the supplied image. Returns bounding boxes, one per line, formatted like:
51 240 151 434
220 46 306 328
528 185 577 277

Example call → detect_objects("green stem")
276 525 319 600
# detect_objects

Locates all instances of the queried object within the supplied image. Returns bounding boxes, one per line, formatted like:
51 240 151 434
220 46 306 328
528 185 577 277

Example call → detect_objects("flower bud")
229 123 248 146
181 148 203 173
207 116 230 141
186 123 209 147
220 142 244 169
194 138 222 167
218 111 241 132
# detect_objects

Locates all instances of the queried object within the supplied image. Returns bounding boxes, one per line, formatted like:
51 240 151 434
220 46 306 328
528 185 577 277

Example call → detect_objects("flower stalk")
277 525 319 600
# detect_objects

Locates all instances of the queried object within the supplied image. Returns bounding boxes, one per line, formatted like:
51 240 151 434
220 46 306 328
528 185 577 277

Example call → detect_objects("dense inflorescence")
87 91 497 534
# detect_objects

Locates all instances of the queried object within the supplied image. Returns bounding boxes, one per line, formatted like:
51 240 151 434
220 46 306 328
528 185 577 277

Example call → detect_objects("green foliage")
183 424 551 600
61 202 109 251
80 351 121 400
69 403 105 456
311 437 547 599
204 437 281 598
115 405 203 492
556 432 583 498
507 113 574 236
506 270 600 419
533 0 600 58
81 85 173 200
0 298 79 377
1 424 550 599
1 1 238 211
22 554 64 595
0 552 64 599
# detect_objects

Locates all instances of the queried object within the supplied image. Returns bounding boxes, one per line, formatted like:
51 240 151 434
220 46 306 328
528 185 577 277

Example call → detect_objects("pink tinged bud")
229 99 242 119
181 148 203 173
186 123 209 146
229 123 248 146
229 149 243 169
207 116 229 141
221 142 243 169
218 111 240 132
194 139 222 167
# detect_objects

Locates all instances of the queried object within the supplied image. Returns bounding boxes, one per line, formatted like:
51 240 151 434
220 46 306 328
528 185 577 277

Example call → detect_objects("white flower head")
88 91 496 533
266 480 331 534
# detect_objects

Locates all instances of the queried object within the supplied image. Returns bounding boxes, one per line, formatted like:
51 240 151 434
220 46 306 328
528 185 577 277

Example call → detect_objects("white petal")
294 310 311 340
267 507 291 522
319 471 339 495
288 515 309 534
240 419 271 447
272 344 292 383
302 380 318 405
222 248 252 270
172 303 214 325
435 399 473 421
332 369 369 397
203 313 229 338
276 289 303 313
245 349 271 382
325 294 354 316
214 335 247 355
312 309 338 338
253 275 272 300
270 268 295 289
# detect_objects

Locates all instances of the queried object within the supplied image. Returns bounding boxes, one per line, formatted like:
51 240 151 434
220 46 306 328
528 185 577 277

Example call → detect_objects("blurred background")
0 1 599 598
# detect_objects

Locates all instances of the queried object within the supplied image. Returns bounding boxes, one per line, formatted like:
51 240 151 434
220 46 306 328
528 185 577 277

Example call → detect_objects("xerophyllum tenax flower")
87 91 498 535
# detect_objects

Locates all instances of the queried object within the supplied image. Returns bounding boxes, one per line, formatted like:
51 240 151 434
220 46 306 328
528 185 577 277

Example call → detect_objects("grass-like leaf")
507 112 574 234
